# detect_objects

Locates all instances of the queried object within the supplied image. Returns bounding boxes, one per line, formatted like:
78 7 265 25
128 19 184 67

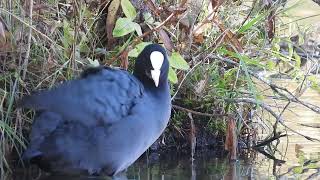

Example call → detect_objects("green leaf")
293 51 301 68
292 166 303 174
266 60 276 70
306 162 318 169
113 18 136 37
288 41 293 59
238 12 266 33
62 20 73 48
128 42 152 57
242 56 264 68
298 34 304 45
169 52 189 70
168 66 178 84
132 22 142 36
121 0 136 20
271 38 281 52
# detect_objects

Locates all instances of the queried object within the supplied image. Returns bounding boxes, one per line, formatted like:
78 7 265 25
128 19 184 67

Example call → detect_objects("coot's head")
134 44 169 88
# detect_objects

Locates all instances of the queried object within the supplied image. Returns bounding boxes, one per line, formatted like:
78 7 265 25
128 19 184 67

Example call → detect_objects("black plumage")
19 44 171 176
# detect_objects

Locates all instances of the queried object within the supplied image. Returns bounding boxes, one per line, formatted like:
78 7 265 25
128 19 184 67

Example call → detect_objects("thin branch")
255 147 286 164
171 60 202 100
254 133 287 147
273 101 290 136
224 97 320 142
0 7 58 46
106 6 186 65
172 105 227 117
22 0 33 80
211 55 320 114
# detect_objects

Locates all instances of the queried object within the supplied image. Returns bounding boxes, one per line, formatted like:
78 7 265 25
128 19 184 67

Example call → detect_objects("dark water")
7 151 259 180
5 147 320 180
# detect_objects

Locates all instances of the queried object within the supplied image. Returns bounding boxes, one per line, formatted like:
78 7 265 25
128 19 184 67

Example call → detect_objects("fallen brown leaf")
267 10 275 40
211 0 221 10
213 18 243 53
145 0 160 16
159 29 174 52
0 18 7 42
120 49 129 70
0 17 13 53
106 0 120 49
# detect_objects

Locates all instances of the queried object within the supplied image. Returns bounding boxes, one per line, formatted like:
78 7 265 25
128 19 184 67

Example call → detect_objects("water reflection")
39 175 116 180
7 146 320 180
9 152 254 180
259 79 320 179
38 174 128 180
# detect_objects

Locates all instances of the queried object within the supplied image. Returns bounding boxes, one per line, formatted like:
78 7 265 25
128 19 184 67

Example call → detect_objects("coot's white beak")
151 69 161 87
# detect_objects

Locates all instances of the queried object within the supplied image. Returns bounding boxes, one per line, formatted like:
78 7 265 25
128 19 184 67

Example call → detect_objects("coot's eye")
145 70 151 78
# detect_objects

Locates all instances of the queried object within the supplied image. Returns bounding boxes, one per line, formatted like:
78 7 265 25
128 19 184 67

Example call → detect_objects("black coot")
19 44 171 176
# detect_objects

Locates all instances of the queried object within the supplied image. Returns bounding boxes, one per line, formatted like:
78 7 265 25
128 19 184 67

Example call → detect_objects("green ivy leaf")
121 0 136 20
169 52 190 70
113 18 136 37
128 42 152 57
168 66 178 84
132 22 142 36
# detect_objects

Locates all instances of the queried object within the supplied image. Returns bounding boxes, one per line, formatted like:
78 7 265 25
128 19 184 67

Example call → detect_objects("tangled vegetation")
0 0 320 176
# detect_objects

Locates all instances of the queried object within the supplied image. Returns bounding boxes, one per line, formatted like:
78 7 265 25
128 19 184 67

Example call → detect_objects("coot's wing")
18 67 144 126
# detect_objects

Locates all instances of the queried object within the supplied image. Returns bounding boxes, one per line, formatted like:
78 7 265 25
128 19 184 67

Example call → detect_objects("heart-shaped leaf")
121 0 136 20
113 18 136 37
169 52 189 70
132 22 142 36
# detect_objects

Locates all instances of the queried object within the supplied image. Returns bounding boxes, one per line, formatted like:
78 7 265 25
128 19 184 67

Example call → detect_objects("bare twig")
255 147 286 164
106 5 187 65
171 60 202 100
224 97 320 142
188 113 196 160
211 55 320 114
0 8 58 47
254 133 287 147
172 104 227 117
225 98 284 122
22 0 33 80
273 101 290 136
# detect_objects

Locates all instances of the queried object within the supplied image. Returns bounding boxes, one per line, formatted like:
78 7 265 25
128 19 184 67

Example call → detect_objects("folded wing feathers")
18 68 144 126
